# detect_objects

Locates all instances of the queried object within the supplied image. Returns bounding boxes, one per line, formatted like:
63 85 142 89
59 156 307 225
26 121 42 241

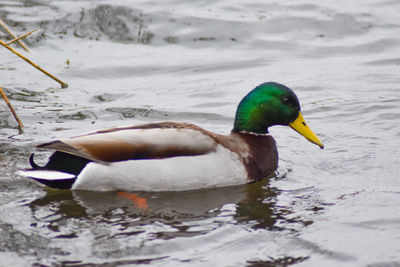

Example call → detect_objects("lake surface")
1 0 400 266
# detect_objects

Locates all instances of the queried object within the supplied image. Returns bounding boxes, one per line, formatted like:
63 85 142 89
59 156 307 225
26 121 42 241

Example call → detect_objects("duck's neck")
232 119 270 135
232 105 272 134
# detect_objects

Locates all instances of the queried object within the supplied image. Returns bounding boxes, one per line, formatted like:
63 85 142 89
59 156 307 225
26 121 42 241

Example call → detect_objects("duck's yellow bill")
289 112 324 149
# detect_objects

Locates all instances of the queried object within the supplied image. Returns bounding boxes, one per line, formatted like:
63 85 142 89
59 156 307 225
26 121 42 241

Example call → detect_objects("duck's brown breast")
214 132 278 182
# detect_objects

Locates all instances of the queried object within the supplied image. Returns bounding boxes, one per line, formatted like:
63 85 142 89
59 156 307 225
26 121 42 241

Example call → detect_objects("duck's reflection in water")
29 178 309 233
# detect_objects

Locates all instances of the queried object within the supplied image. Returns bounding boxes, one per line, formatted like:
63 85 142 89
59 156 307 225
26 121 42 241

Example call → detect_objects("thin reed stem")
0 18 29 52
0 87 24 134
0 40 68 88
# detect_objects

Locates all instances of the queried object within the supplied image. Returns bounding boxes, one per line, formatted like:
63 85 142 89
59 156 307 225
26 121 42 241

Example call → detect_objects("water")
1 0 400 266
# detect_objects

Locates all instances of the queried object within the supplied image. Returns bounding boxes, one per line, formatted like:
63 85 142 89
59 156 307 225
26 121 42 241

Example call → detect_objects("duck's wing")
37 122 218 164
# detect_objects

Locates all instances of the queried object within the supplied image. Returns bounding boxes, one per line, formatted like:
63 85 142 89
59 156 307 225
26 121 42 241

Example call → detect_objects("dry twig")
0 40 68 88
0 18 29 52
0 87 24 134
1 20 68 88
6 28 38 45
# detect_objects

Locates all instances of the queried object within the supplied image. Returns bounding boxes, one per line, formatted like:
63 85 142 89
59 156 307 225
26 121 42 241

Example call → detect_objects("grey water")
1 0 400 266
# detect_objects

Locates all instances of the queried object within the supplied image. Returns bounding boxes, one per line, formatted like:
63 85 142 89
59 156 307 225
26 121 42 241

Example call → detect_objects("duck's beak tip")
289 112 324 150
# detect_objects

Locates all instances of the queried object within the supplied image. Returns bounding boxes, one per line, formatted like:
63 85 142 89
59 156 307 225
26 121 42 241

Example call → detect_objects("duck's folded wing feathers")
38 122 218 163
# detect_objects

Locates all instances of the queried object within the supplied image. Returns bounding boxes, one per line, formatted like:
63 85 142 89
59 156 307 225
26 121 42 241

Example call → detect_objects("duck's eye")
282 97 291 105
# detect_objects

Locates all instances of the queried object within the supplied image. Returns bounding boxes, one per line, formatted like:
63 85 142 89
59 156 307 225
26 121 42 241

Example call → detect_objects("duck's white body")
73 145 247 191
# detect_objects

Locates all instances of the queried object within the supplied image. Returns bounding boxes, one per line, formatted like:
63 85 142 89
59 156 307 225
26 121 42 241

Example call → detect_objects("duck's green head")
233 82 324 149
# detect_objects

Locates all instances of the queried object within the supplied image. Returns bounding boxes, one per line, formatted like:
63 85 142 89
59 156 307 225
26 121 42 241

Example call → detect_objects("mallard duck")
18 82 323 191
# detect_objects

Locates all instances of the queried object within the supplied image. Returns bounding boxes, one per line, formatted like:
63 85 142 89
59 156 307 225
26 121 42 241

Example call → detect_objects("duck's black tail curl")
29 153 43 169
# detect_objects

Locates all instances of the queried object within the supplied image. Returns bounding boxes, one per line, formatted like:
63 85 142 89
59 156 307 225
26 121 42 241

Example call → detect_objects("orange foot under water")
118 191 149 211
